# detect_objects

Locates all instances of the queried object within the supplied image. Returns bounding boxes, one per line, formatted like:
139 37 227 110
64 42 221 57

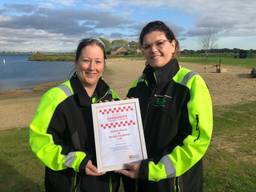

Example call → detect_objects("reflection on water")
0 54 73 91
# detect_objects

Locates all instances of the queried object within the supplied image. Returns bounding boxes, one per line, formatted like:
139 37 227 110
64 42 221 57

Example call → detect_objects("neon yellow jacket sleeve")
148 74 213 181
29 86 86 172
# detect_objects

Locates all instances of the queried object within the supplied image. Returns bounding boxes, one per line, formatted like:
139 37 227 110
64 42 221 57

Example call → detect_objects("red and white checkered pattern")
101 120 136 129
99 105 133 115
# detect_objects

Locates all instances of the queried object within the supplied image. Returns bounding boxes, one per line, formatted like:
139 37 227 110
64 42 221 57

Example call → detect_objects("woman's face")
76 44 105 87
142 31 176 68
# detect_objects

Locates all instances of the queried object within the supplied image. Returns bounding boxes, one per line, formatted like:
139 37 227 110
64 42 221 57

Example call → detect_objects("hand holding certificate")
92 98 147 172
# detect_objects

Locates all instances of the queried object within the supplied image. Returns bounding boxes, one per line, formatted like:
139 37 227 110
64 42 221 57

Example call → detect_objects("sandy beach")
0 58 255 130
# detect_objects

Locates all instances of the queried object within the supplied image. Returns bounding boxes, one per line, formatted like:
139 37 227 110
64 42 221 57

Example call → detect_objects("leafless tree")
200 29 219 72
200 28 218 57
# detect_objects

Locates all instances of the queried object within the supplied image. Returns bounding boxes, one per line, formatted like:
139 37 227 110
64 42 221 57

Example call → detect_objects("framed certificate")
92 98 147 172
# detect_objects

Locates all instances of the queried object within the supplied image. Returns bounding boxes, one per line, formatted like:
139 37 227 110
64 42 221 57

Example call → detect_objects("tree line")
181 48 256 58
26 36 256 61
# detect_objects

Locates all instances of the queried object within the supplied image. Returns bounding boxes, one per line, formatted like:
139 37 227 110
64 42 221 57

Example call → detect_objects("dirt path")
0 58 255 130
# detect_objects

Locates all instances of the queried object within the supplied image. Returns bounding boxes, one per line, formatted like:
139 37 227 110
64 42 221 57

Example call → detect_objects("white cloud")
0 15 11 22
37 2 55 9
49 0 77 6
0 28 78 52
97 0 120 9
0 3 133 51
115 0 256 37
0 6 132 35
36 0 77 9
0 0 255 51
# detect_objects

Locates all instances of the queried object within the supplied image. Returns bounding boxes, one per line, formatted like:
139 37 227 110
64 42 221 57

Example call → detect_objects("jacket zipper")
174 177 180 192
144 72 157 128
194 114 200 141
109 174 112 192
96 89 111 103
71 172 78 192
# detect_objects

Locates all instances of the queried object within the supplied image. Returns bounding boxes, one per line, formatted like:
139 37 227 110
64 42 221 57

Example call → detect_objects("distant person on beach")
29 38 120 192
118 21 213 192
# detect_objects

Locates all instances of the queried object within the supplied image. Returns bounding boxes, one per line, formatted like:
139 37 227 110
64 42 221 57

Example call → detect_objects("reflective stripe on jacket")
30 74 120 192
127 59 212 192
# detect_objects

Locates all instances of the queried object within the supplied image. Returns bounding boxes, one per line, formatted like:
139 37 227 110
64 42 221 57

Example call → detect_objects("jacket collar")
70 73 110 107
143 58 180 88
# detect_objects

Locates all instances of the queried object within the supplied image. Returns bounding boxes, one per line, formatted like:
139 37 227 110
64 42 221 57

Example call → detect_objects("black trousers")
122 160 203 192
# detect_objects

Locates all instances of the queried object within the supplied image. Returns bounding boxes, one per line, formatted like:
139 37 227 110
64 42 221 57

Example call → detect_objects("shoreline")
0 81 63 131
0 81 62 100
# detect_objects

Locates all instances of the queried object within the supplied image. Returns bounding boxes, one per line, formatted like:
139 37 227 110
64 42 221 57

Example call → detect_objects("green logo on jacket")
153 95 172 107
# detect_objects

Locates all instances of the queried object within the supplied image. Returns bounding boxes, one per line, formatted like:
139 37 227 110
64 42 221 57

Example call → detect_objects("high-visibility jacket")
126 59 213 192
29 74 120 192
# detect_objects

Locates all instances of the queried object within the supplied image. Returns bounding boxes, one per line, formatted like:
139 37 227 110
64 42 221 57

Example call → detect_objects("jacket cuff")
138 159 149 179
78 154 91 174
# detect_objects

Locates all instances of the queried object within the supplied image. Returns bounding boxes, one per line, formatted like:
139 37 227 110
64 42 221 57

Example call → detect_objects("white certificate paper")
92 98 147 172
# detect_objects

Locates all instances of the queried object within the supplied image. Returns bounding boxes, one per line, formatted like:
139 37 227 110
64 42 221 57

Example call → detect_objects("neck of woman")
77 74 97 97
84 85 96 97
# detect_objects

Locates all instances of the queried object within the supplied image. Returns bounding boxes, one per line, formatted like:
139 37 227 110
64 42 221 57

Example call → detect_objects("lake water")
0 54 74 91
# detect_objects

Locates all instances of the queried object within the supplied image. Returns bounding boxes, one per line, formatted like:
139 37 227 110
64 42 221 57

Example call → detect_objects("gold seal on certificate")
92 98 147 172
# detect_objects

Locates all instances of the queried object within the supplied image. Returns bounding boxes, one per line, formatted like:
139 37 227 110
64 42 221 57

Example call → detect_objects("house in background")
111 47 128 55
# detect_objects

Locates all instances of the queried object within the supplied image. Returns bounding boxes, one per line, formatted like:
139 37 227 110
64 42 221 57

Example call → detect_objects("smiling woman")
29 38 121 192
74 39 106 96
118 20 213 192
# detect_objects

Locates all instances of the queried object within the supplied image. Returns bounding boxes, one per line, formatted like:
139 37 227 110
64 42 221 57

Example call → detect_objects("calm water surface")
0 54 73 91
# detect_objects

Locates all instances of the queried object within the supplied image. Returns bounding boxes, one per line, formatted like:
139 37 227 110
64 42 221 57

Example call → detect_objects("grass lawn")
204 101 256 192
179 56 256 68
0 128 44 192
0 101 255 192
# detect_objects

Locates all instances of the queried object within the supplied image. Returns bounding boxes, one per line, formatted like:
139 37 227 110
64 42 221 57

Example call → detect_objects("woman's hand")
85 160 105 176
116 162 141 179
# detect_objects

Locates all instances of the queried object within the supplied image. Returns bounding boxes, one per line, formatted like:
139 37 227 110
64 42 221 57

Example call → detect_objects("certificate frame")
92 98 147 172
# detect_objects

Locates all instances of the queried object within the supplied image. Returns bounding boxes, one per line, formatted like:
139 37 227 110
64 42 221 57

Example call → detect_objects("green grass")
29 53 75 61
0 128 44 192
0 101 255 191
179 56 256 68
203 101 256 192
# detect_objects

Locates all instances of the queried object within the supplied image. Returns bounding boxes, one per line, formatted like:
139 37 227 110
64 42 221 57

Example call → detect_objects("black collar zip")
70 74 111 107
143 58 180 95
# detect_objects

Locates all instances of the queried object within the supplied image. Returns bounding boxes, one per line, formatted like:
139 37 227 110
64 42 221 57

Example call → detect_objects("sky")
0 0 256 52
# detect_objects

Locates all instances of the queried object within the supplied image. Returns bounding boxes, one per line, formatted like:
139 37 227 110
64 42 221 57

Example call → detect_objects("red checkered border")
99 105 134 115
101 120 136 129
